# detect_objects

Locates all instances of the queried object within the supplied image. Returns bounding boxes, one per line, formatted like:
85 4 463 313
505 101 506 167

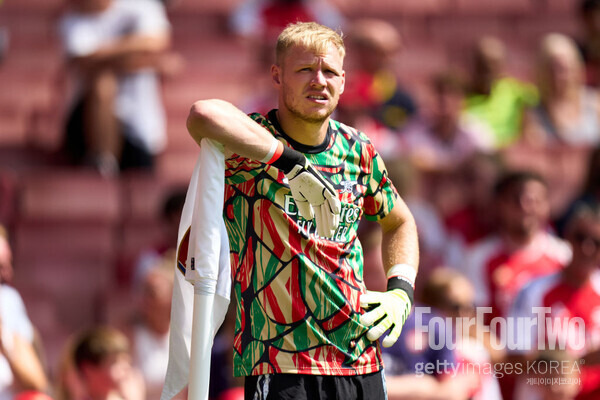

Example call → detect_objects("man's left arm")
360 197 419 347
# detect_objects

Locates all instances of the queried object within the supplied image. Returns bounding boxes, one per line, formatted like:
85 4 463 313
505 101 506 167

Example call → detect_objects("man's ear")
271 64 281 87
340 70 346 95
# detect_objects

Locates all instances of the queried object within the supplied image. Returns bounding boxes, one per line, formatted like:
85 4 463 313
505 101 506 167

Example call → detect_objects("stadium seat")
18 170 121 222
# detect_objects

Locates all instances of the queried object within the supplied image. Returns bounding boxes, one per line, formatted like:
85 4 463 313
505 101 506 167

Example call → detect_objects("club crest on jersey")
340 180 357 194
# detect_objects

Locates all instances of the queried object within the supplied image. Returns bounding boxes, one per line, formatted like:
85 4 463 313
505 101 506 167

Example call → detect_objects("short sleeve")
224 112 272 185
59 15 103 57
130 0 170 35
0 286 34 343
362 146 398 221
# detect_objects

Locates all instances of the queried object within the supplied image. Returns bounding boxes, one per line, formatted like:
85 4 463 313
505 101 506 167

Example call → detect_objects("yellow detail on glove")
359 289 412 348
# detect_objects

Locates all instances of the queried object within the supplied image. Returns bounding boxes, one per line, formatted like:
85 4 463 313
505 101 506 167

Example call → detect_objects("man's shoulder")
329 119 375 151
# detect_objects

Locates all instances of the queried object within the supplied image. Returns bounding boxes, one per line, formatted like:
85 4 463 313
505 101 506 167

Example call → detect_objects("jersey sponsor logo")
284 194 360 242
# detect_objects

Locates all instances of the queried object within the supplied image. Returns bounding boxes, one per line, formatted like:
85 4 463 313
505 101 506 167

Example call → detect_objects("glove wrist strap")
386 263 416 306
269 145 305 174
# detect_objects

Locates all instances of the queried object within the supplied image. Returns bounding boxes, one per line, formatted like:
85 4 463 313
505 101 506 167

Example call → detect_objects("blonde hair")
537 32 584 96
276 22 345 64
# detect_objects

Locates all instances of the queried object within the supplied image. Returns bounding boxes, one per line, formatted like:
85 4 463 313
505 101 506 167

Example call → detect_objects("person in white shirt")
58 0 172 176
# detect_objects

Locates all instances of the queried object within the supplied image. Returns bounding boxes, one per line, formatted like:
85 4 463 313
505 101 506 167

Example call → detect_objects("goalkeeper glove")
265 142 341 238
359 264 416 347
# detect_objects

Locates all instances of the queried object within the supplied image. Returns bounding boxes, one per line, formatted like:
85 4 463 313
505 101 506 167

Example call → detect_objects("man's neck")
500 228 538 251
276 109 329 147
562 263 593 288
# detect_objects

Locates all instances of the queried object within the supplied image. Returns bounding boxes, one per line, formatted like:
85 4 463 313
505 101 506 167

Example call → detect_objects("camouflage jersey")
224 109 398 377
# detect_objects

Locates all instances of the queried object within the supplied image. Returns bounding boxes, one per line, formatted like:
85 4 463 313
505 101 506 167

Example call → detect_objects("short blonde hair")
276 22 345 64
537 32 584 95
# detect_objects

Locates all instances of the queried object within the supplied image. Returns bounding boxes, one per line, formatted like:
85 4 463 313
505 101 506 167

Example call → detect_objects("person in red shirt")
510 203 600 400
462 171 571 321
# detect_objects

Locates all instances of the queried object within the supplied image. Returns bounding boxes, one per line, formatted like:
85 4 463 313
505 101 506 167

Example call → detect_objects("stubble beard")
282 89 337 124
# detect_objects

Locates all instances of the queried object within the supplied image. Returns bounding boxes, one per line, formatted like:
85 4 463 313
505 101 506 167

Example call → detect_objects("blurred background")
0 0 598 399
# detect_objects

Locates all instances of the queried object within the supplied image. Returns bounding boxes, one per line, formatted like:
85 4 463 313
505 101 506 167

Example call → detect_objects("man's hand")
285 160 341 238
359 289 412 348
265 143 341 238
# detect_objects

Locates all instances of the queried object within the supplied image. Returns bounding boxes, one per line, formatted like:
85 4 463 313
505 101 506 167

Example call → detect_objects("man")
463 171 571 321
509 204 600 399
186 22 419 399
73 326 145 400
58 0 174 175
463 171 571 400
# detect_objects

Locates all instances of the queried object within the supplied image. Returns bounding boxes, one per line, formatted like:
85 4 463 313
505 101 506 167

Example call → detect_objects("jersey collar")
267 109 333 154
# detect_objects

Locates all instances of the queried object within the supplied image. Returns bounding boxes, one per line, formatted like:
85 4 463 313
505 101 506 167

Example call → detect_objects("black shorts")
244 371 387 400
64 98 154 171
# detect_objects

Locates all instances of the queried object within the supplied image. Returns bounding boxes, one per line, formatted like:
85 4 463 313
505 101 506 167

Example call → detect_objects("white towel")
161 139 231 400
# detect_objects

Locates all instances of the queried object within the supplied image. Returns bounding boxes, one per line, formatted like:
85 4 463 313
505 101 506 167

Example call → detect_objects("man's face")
272 44 345 124
82 353 133 392
497 180 550 237
567 218 600 273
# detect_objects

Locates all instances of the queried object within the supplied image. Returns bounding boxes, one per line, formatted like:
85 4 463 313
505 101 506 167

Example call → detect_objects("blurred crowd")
2 0 600 399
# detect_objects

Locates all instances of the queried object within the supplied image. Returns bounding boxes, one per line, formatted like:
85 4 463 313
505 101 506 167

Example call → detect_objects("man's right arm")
186 99 280 162
187 99 341 238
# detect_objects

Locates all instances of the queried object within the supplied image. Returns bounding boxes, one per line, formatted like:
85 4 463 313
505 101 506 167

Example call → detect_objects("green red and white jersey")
223 110 398 377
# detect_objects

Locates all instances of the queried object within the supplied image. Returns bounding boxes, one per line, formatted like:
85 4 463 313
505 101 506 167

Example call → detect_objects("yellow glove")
359 288 412 348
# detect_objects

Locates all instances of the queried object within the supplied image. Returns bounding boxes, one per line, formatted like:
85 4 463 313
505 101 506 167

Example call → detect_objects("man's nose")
310 70 326 86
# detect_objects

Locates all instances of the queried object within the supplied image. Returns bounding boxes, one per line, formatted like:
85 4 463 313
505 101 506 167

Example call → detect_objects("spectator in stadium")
58 0 175 176
338 18 417 151
127 263 173 400
521 33 600 147
510 203 600 400
443 152 505 268
420 267 504 400
463 36 538 148
132 188 185 290
0 227 49 399
462 171 571 321
400 70 494 175
578 0 600 87
70 326 145 400
556 146 600 236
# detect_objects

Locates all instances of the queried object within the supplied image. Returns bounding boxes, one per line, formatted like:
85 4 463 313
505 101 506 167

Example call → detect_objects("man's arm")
1 331 48 392
360 197 419 347
187 99 280 161
187 99 341 238
379 197 419 276
71 32 171 75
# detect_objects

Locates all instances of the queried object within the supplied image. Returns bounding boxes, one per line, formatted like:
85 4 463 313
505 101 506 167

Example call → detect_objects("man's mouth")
307 95 327 100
